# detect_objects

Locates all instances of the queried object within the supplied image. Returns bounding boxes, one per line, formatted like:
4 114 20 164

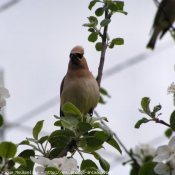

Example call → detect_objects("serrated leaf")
112 38 124 45
95 42 102 51
170 110 175 131
33 120 44 140
81 159 98 170
0 142 17 158
95 7 105 16
100 19 111 27
38 135 48 144
85 136 104 147
78 122 92 133
88 32 98 42
135 118 150 129
138 161 157 175
62 102 82 118
165 128 173 138
0 114 3 127
12 157 26 166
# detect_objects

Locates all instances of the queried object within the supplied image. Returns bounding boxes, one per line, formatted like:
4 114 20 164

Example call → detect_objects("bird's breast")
61 76 99 115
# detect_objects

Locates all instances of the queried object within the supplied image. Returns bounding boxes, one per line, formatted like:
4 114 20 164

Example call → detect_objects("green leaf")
88 33 98 42
18 149 35 158
100 19 111 27
54 120 62 127
109 42 114 49
94 131 107 141
60 116 79 130
18 159 34 172
88 16 98 26
88 1 99 10
38 135 48 144
100 87 110 97
62 102 82 118
114 1 124 10
170 110 175 131
18 140 30 145
165 128 173 138
78 122 92 133
91 152 110 171
112 38 124 45
93 123 113 141
88 28 95 33
85 136 104 147
0 114 3 127
33 120 44 140
107 138 122 154
108 4 118 11
0 142 17 158
49 130 75 140
141 97 151 115
95 42 102 51
12 157 26 166
49 135 69 148
138 161 157 175
95 7 105 16
50 147 65 158
99 95 106 104
45 167 62 175
135 118 150 129
117 10 128 15
81 159 98 170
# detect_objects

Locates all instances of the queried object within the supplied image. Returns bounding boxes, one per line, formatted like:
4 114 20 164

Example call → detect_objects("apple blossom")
134 143 156 166
30 156 77 175
0 76 10 110
167 82 175 106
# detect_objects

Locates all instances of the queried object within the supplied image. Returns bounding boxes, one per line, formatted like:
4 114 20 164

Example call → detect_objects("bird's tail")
147 28 160 50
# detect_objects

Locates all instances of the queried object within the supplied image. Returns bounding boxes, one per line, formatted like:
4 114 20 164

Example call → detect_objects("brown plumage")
147 0 175 49
60 46 99 117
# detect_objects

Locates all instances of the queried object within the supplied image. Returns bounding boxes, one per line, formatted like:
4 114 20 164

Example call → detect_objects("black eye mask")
70 53 84 59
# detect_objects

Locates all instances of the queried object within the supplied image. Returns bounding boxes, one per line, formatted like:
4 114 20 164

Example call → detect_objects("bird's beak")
70 53 80 65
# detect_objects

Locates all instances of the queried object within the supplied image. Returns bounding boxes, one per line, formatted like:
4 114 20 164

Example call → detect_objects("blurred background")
0 0 175 174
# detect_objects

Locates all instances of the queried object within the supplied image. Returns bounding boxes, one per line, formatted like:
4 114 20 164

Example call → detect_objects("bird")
147 0 175 49
60 46 100 117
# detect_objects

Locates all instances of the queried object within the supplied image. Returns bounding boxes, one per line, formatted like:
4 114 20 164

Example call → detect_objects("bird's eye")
75 53 83 59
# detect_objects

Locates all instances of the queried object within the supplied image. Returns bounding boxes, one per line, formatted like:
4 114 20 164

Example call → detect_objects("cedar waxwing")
147 0 175 49
60 46 100 117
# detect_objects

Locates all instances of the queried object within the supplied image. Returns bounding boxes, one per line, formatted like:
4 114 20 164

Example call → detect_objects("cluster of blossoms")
153 136 175 175
167 82 175 106
133 143 156 166
0 76 10 111
30 156 77 175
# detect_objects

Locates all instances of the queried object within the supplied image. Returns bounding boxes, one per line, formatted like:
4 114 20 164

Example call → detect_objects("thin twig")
94 110 140 168
156 119 171 127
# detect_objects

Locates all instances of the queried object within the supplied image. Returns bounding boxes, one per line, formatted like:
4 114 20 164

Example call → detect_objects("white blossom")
167 82 175 106
134 143 156 166
0 77 10 110
153 136 175 162
30 156 77 175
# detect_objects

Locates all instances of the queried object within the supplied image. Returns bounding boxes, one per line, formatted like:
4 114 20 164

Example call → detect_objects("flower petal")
169 136 175 152
154 162 167 174
35 166 46 175
30 156 50 166
0 88 10 98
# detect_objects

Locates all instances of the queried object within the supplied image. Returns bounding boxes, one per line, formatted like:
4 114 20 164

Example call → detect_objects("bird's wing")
60 76 65 117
